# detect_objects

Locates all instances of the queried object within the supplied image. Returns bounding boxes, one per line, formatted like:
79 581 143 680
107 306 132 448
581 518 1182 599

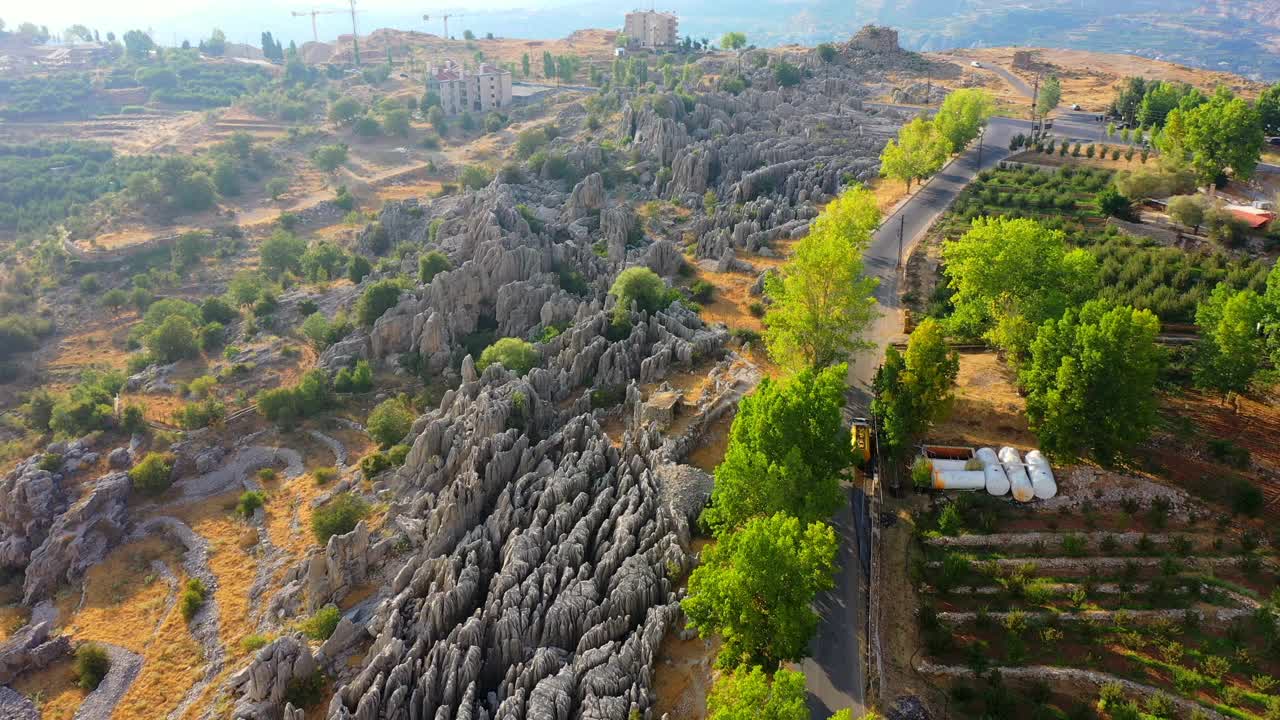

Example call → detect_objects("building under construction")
427 60 513 115
623 10 678 48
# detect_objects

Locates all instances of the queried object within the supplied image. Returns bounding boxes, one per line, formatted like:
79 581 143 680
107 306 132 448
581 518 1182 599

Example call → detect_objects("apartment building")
427 60 513 115
623 10 678 48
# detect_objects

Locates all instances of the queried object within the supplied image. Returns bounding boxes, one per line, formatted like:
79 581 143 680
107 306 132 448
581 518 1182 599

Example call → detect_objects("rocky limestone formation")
22 471 131 604
231 635 319 720
304 521 394 612
0 455 64 573
565 172 605 220
0 622 70 684
849 24 900 54
0 685 38 720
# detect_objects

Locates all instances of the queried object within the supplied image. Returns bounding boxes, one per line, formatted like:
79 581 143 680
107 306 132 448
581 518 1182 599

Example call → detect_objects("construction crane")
422 13 466 40
291 8 343 44
292 0 362 64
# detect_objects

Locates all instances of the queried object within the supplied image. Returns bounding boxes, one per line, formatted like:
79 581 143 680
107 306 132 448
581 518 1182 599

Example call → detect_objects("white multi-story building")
427 60 513 115
623 10 678 48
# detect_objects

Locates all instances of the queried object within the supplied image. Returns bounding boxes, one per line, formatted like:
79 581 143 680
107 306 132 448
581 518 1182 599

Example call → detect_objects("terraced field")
909 490 1280 719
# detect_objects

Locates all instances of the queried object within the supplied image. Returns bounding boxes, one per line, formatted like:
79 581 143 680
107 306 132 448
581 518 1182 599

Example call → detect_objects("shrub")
236 490 266 518
146 315 201 362
240 634 269 652
285 670 326 708
256 369 333 427
333 359 373 393
460 165 492 190
1062 534 1086 557
313 467 338 485
347 255 372 283
367 398 413 449
359 451 391 478
477 337 540 376
129 452 175 496
299 604 341 640
689 279 715 302
74 643 111 690
608 267 677 326
38 453 63 472
911 457 932 490
121 404 146 435
418 250 450 284
311 493 369 543
179 578 207 621
356 279 407 326
387 444 409 465
173 399 225 429
938 504 963 536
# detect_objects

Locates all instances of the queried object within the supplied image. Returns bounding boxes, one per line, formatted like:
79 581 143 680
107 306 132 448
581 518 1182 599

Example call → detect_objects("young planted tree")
942 217 1098 361
703 365 851 535
763 187 880 372
682 512 837 669
879 117 950 189
871 318 960 461
1022 300 1161 462
1036 75 1061 118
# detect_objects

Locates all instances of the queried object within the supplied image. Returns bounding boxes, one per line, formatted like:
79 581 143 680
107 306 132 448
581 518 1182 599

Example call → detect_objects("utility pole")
1031 74 1039 139
976 125 985 169
348 0 360 65
896 214 905 270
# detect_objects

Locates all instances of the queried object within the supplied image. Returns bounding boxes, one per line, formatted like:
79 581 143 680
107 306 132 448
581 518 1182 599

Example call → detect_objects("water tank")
999 446 1034 502
976 447 1010 496
932 469 987 491
1025 450 1058 500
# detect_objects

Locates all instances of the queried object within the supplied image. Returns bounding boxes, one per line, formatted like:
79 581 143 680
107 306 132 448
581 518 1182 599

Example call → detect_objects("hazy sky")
9 0 662 46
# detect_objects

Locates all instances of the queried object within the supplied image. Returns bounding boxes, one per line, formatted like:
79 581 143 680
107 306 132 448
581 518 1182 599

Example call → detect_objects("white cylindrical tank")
976 447 1010 496
999 446 1035 502
1025 450 1058 500
932 469 987 491
929 458 972 472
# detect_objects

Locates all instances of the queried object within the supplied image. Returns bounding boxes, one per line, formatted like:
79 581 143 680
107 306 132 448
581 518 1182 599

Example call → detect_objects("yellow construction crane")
422 13 466 40
291 8 343 44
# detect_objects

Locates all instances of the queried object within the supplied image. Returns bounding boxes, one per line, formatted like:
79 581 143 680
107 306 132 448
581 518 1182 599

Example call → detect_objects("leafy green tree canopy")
704 365 851 535
764 187 879 372
1194 283 1266 393
683 512 837 669
1022 300 1162 462
872 318 959 460
934 89 994 153
477 337 540 376
707 666 808 720
942 217 1098 361
879 116 950 189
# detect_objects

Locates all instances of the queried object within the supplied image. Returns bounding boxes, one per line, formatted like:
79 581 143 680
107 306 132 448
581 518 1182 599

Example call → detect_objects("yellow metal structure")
850 418 872 465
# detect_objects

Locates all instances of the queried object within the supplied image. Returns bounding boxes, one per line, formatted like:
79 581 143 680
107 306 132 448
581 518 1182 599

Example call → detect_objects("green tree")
1160 88 1264 187
608 267 676 326
1022 300 1162 462
102 288 129 314
879 117 950 189
682 513 837 669
719 32 747 51
122 29 154 60
367 398 413 448
460 165 491 190
816 43 837 67
1167 194 1207 233
521 52 530 77
704 365 851 535
1037 75 1061 117
300 240 348 282
942 217 1098 361
310 144 348 172
1194 283 1266 393
1259 83 1280 135
146 315 201 362
871 318 959 460
763 187 880 372
542 50 555 79
74 644 111 691
933 89 994 153
259 230 307 278
348 255 372 283
328 96 362 125
311 493 368 543
707 666 808 720
477 337 540 375
382 108 411 137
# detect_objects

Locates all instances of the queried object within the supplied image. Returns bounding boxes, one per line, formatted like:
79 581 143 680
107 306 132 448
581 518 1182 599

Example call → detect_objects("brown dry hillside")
933 46 1268 112
304 27 619 80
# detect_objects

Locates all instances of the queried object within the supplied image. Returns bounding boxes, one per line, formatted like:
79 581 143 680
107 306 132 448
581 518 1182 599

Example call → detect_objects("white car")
1071 103 1081 111
970 61 982 68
